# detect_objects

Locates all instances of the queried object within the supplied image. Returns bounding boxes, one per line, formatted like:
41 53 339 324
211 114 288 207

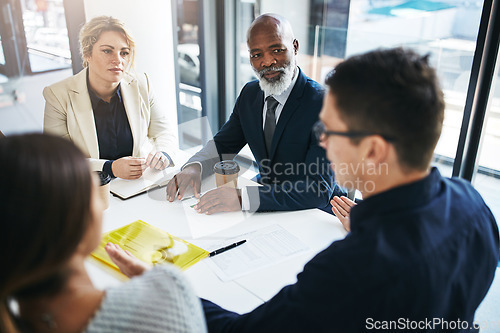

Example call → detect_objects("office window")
236 0 349 94
473 50 500 220
346 1 485 179
231 0 500 222
22 0 71 73
0 36 5 66
236 0 484 178
175 0 206 149
0 0 71 78
0 0 74 134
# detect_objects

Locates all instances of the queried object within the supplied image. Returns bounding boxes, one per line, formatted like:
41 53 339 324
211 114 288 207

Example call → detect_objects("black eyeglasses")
313 121 396 143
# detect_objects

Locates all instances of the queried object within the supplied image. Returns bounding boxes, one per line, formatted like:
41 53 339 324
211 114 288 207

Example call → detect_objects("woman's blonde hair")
79 16 136 69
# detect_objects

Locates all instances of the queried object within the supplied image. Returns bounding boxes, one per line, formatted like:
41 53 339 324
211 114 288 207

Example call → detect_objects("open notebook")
110 151 190 199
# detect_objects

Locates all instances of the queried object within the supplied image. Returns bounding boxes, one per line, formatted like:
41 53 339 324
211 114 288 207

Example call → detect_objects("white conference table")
86 170 348 315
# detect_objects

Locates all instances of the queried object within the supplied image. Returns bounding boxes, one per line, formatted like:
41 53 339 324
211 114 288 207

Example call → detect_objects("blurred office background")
1 0 498 221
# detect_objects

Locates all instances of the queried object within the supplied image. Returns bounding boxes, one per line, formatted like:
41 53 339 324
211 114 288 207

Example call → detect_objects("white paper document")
181 196 246 239
205 224 310 281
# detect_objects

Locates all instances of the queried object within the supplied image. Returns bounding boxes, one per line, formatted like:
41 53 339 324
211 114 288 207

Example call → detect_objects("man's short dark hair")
325 47 445 172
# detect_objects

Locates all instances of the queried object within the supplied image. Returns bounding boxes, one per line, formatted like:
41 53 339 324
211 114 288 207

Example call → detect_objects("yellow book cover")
91 220 209 272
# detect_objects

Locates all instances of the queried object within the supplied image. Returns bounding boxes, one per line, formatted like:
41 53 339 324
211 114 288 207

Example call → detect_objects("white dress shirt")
261 68 299 129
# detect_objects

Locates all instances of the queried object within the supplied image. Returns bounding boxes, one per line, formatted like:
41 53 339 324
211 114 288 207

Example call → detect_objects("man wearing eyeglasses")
201 48 499 332
166 13 345 213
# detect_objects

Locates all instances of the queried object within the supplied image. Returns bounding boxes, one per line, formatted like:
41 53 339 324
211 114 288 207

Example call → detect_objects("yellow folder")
91 220 209 273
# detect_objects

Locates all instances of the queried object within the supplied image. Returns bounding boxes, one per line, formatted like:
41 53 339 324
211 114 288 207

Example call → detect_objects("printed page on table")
203 224 310 281
180 176 262 239
91 220 209 274
181 195 246 239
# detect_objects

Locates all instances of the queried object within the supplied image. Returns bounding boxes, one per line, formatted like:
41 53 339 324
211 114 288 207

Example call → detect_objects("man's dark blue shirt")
202 168 499 332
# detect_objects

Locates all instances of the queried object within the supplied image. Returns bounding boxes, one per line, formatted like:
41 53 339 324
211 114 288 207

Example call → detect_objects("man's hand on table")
166 164 202 201
331 195 356 232
194 187 242 214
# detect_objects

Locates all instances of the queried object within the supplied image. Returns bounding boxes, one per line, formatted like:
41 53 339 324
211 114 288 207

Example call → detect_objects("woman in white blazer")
43 16 177 179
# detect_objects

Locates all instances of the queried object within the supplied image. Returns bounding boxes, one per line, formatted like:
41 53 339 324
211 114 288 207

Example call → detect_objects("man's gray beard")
254 62 295 96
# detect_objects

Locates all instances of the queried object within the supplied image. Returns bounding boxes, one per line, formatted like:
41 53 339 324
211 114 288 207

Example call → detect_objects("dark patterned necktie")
264 96 279 154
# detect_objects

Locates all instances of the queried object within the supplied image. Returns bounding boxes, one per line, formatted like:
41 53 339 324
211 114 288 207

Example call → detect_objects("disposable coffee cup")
96 171 111 209
213 160 240 188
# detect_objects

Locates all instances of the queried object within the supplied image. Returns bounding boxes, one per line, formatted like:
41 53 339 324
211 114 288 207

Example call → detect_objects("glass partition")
236 0 485 179
232 0 499 215
175 0 204 149
0 36 5 66
473 51 500 221
21 0 71 73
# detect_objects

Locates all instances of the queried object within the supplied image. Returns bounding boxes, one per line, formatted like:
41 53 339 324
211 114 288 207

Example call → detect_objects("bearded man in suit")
167 13 344 213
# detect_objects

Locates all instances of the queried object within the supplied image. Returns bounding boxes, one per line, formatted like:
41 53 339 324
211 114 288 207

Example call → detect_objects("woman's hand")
146 151 169 171
331 196 356 232
112 157 146 179
105 243 151 278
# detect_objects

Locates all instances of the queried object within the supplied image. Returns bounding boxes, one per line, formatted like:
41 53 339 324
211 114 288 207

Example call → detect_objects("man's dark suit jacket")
186 68 343 212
